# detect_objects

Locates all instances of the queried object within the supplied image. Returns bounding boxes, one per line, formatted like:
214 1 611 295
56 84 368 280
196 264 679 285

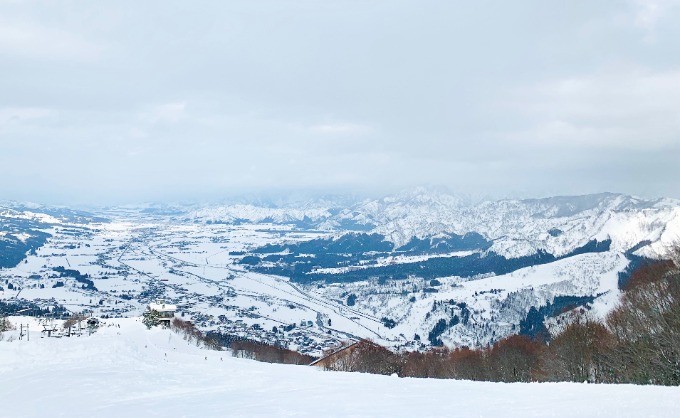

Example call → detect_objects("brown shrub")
401 348 455 379
539 319 613 383
171 317 222 350
623 259 675 291
231 340 315 365
486 335 543 382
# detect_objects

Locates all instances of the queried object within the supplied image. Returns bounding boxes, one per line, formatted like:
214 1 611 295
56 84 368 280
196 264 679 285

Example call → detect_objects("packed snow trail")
1 317 680 418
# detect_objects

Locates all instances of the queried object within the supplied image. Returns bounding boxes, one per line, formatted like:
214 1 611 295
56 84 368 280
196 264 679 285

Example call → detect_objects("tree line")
320 253 680 385
205 329 316 365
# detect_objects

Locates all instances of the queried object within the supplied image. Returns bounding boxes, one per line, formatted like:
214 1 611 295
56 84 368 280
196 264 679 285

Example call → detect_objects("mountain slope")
190 190 680 259
1 317 679 418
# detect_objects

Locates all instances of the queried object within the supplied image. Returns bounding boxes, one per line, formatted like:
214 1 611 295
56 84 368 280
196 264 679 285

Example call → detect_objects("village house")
147 300 177 327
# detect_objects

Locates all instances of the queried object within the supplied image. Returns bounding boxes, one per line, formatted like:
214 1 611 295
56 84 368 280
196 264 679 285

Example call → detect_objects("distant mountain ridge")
188 189 680 260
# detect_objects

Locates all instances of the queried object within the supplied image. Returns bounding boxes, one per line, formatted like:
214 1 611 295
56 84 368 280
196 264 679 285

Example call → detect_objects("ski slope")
1 317 679 417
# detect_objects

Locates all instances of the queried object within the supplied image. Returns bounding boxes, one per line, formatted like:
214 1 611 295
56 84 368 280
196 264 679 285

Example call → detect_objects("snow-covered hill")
1 317 678 418
0 201 106 224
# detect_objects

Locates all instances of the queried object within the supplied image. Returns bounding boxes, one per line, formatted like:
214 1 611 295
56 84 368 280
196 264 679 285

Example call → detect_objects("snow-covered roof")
148 301 177 312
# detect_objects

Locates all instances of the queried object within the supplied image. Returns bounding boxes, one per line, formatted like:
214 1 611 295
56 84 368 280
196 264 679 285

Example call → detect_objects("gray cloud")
1 0 679 204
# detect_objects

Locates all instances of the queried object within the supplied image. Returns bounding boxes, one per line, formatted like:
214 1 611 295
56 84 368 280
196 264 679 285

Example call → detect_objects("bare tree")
487 335 543 382
62 315 86 337
606 268 680 385
540 318 613 383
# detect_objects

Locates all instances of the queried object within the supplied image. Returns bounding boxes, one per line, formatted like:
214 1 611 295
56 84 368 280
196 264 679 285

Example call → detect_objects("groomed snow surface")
1 318 679 417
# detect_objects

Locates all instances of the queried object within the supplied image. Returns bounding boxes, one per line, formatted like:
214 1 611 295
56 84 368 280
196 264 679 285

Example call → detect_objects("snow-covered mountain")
189 204 333 225
364 191 680 258
189 189 680 260
0 201 106 224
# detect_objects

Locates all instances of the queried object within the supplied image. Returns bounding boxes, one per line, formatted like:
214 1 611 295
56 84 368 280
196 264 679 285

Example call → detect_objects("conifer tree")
142 310 160 329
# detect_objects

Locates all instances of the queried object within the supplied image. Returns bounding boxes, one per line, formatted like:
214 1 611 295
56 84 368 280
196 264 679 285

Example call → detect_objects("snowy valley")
2 190 679 355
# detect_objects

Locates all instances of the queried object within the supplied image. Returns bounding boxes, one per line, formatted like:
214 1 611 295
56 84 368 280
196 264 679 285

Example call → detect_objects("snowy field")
1 317 679 418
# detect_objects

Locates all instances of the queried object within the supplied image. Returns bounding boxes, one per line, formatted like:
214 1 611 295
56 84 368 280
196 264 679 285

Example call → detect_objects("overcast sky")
1 0 679 205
